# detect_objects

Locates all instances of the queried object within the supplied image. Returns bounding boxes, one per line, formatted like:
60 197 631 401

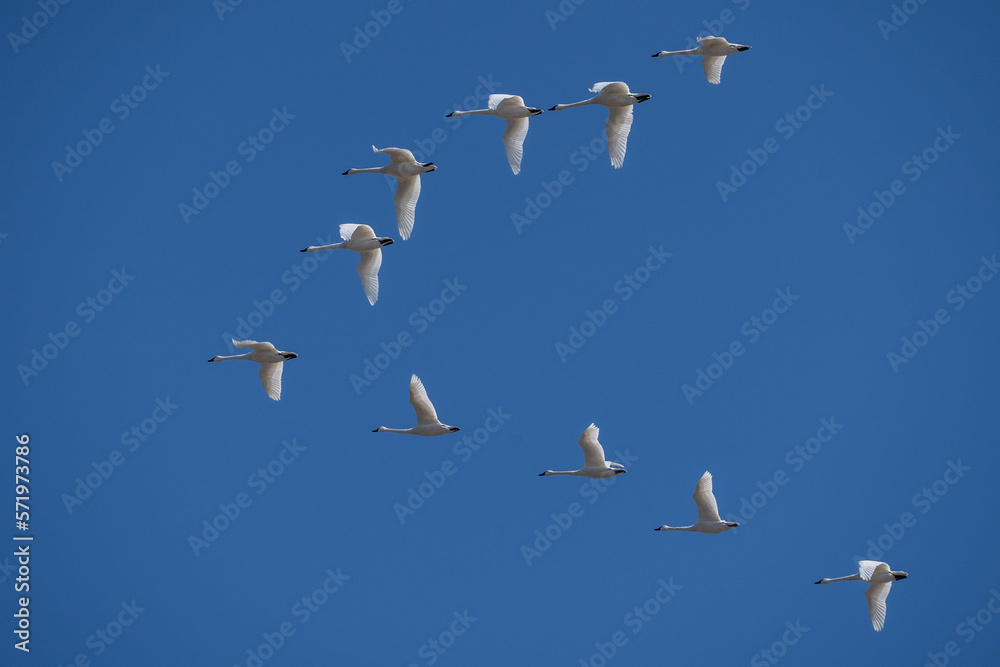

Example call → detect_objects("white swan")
815 560 908 631
539 423 627 478
372 374 460 436
446 94 543 174
342 146 436 240
548 82 651 169
652 36 751 84
654 471 739 533
301 223 392 305
208 339 297 401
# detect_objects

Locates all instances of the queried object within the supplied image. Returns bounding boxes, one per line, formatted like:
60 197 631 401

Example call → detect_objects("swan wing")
356 248 382 305
258 362 283 401
409 374 440 425
234 340 277 353
701 55 727 84
605 105 633 169
341 223 375 241
374 146 417 163
858 561 888 582
393 175 420 240
490 94 521 110
697 35 728 48
578 423 607 468
865 580 892 631
591 81 628 95
502 118 529 174
693 471 723 522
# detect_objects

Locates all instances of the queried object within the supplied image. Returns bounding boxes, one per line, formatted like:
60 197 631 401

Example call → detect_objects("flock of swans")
207 35 907 632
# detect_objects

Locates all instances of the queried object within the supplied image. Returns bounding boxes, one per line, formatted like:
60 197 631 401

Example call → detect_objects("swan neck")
346 167 385 174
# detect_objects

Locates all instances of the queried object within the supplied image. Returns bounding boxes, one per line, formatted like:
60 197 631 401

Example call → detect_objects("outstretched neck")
538 470 582 476
550 99 597 111
815 574 862 584
343 167 385 175
447 108 493 117
209 352 253 362
655 49 698 57
656 525 697 532
373 427 411 434
302 242 346 252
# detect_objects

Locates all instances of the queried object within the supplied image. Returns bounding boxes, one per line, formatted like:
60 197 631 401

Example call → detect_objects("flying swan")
815 560 908 631
301 223 393 305
446 94 543 174
654 471 739 533
652 36 751 84
372 374 461 436
548 82 651 169
342 146 436 240
208 339 297 401
539 423 627 478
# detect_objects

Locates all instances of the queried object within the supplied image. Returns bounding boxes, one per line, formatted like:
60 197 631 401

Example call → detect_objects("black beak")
341 170 350 175
737 46 750 51
635 94 651 103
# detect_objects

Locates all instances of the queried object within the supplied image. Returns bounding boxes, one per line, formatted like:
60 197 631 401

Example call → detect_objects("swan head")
539 470 553 476
378 237 394 247
421 163 437 172
527 107 543 116
654 525 671 531
373 427 386 433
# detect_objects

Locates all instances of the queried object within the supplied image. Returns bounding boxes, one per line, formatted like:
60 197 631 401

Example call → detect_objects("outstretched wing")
605 105 634 169
577 423 607 469
692 471 723 522
393 175 421 240
701 55 727 84
233 339 278 353
409 374 441 425
501 118 529 174
374 146 417 163
258 362 283 401
356 248 382 306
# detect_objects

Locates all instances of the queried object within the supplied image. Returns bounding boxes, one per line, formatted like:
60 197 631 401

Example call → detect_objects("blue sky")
4 1 1000 665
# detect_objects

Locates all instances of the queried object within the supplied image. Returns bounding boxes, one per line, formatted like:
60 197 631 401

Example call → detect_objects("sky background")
3 1 999 665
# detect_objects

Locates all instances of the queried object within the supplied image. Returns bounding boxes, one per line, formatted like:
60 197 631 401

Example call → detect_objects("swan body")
446 94 543 174
652 36 751 84
208 339 297 401
301 223 392 305
548 82 650 169
372 374 460 436
815 560 908 631
539 423 627 478
654 471 739 533
342 146 436 240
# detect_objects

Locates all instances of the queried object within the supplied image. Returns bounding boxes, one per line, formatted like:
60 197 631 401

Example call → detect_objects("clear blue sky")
4 1 999 665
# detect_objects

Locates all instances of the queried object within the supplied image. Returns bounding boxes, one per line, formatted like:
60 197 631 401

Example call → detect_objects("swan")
372 374 460 436
652 36 751 84
342 146 436 240
654 471 739 533
301 223 392 305
539 423 627 478
815 560 908 631
548 82 651 169
208 339 297 401
446 94 543 174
